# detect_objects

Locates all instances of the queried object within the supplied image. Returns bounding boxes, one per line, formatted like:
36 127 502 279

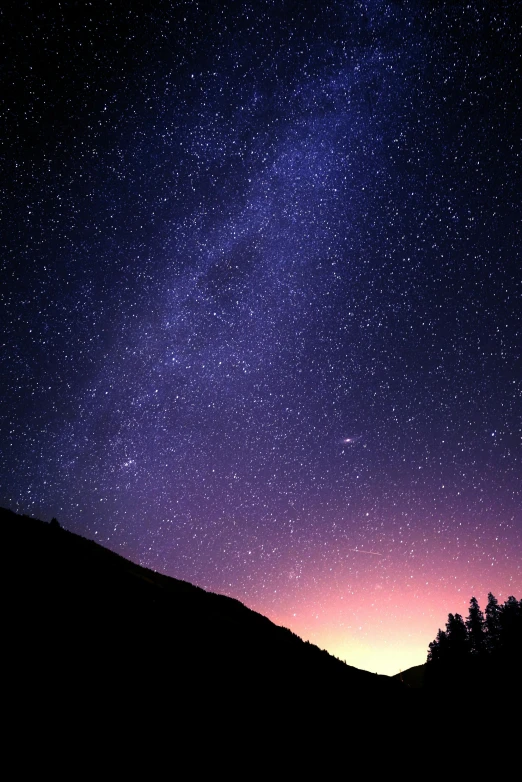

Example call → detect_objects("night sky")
2 1 521 674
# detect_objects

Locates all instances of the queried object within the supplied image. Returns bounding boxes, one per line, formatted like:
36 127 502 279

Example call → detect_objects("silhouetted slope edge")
393 663 426 689
3 507 404 716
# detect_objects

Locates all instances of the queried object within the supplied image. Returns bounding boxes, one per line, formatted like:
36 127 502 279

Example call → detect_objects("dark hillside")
3 507 404 721
394 664 426 689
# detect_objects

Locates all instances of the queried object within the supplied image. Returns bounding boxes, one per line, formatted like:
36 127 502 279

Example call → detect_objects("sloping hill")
3 507 404 715
394 664 426 688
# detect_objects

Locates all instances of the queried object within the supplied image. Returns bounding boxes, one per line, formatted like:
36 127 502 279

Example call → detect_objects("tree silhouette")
426 594 522 691
498 596 522 656
445 613 468 660
466 597 485 655
485 592 501 652
427 627 448 663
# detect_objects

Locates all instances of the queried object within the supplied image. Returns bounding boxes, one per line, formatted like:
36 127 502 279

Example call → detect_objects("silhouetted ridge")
3 507 404 720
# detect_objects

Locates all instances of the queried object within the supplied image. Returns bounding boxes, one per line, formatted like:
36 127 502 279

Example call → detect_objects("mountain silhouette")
8 505 516 763
3 507 406 718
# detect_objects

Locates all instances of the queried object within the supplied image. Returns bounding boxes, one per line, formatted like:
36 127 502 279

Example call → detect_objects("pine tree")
465 596 485 654
499 596 522 653
485 592 501 653
427 628 448 663
445 613 468 659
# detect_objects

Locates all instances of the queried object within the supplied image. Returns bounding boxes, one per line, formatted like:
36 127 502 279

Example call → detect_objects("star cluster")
2 1 521 674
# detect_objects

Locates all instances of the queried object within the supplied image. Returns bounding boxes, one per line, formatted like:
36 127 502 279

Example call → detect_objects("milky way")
2 1 521 673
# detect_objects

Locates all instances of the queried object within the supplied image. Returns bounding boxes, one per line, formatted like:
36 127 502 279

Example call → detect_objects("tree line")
425 593 521 689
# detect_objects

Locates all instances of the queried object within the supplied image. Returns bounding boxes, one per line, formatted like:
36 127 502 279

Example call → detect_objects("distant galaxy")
1 1 521 674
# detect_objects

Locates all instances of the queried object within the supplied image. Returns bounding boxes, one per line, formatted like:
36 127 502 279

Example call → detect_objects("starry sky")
2 1 521 675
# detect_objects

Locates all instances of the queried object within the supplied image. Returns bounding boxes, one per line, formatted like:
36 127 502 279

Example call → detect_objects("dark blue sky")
2 1 521 673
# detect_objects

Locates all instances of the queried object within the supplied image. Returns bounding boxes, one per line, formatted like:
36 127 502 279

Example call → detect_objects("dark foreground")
3 507 518 763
